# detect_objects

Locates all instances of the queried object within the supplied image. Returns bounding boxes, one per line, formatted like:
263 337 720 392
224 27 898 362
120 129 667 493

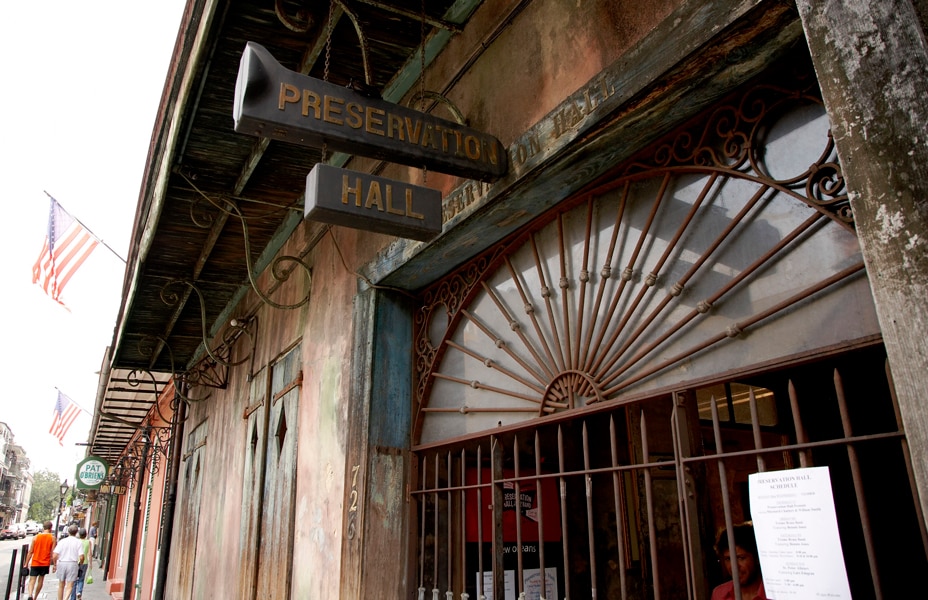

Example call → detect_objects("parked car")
0 523 26 540
24 521 41 535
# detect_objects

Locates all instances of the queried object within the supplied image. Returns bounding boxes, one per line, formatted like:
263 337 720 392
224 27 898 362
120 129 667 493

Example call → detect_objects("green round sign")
75 457 109 490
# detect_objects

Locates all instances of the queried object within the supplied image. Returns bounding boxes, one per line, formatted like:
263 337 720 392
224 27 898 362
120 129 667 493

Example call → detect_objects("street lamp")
54 479 68 538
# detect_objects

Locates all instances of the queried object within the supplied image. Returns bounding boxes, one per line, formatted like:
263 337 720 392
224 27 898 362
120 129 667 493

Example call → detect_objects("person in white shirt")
51 525 85 600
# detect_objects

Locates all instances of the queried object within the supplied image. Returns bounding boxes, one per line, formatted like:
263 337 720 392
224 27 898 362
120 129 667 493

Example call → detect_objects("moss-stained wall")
164 1 819 598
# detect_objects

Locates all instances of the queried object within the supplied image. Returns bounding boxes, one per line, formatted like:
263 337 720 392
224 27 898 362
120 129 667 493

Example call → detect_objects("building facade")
88 1 928 599
0 422 32 526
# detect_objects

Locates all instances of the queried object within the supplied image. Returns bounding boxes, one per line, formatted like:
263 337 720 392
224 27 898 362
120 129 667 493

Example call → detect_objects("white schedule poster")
478 568 557 600
749 466 852 599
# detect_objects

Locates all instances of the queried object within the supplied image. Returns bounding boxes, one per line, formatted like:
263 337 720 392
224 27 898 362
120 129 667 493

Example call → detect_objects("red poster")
464 467 562 543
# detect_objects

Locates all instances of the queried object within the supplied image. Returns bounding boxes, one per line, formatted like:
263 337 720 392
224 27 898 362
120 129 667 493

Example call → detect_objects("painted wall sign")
234 42 508 181
306 163 442 241
74 456 109 490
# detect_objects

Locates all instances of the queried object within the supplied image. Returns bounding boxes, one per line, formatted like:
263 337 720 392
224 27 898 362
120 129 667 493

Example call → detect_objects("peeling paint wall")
796 0 928 524
162 0 928 598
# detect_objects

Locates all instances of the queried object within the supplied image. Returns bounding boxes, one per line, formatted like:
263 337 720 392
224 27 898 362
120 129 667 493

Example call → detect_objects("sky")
0 1 188 481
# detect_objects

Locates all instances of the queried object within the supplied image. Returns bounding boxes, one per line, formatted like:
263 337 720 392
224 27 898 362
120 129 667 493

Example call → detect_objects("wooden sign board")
99 484 127 495
306 163 442 241
234 42 508 181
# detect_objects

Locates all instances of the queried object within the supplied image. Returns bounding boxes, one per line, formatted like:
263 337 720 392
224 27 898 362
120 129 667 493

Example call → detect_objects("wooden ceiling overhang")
91 0 484 456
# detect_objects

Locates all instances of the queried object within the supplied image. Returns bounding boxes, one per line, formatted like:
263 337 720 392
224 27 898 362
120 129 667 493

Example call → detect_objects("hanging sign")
99 484 127 496
749 467 852 599
306 163 442 241
74 456 109 490
234 42 508 181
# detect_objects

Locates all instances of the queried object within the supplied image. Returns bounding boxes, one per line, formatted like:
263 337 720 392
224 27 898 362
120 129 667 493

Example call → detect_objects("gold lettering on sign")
341 175 426 221
551 75 615 140
276 82 502 167
440 73 617 223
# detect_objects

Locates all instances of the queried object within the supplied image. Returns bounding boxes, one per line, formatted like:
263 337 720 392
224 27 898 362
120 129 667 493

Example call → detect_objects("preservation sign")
748 467 852 599
234 42 508 181
306 164 442 241
74 456 109 490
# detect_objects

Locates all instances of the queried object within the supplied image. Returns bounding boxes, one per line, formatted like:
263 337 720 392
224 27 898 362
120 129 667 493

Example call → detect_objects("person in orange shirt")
24 521 56 600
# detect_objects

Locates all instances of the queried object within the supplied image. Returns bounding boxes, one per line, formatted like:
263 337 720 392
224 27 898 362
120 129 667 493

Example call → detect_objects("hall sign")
233 42 508 181
306 164 442 241
74 456 109 490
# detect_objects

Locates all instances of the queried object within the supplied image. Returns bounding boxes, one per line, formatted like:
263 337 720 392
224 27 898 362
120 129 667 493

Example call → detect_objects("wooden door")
256 345 302 599
239 368 269 600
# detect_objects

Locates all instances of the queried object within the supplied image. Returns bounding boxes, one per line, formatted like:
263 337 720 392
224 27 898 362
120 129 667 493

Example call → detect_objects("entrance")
410 53 927 598
412 345 927 598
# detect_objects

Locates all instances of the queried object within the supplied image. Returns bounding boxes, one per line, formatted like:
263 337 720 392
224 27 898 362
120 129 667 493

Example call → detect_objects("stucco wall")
163 0 820 598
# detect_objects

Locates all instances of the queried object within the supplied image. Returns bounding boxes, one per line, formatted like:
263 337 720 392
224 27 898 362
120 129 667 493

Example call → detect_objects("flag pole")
44 191 127 264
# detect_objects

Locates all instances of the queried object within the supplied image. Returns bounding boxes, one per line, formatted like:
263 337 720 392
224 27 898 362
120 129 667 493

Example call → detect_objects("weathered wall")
796 0 928 529
161 0 928 597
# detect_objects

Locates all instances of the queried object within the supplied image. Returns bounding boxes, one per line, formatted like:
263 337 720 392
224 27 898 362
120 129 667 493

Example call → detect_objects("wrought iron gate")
411 347 927 599
410 58 927 599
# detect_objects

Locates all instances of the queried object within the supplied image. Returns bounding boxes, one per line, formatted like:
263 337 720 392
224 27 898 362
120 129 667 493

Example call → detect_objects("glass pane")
696 384 730 422
730 383 777 426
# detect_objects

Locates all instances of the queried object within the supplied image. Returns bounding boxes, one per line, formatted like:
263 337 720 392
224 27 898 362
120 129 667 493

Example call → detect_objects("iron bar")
557 215 572 378
597 173 720 379
513 435 524 597
582 421 599 599
505 254 562 377
671 401 695 600
834 368 882 598
419 455 426 596
787 380 811 468
604 261 865 395
573 199 596 371
447 451 453 598
581 183 630 373
535 431 548 600
477 445 484 600
589 173 673 376
460 449 467 600
558 425 572 600
711 396 742 600
444 339 547 393
529 203 567 371
610 415 629 599
748 388 766 472
641 409 661 600
433 453 439 598
601 209 827 388
491 438 504 600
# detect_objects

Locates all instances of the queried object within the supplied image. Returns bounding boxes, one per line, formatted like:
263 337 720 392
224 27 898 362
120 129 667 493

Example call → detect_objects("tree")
27 469 64 522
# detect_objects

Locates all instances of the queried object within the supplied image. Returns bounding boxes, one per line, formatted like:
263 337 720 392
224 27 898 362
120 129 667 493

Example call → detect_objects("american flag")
50 391 82 446
32 197 99 306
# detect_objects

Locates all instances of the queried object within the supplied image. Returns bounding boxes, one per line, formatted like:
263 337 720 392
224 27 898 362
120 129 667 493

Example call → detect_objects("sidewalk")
19 573 112 600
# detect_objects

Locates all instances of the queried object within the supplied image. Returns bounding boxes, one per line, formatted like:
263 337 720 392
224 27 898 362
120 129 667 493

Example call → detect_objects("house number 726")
347 464 360 539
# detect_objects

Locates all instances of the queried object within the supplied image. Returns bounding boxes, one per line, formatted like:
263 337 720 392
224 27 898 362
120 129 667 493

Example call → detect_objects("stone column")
796 0 928 522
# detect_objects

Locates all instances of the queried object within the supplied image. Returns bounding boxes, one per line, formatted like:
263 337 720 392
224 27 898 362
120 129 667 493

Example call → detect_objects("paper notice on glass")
749 466 852 599
478 569 515 600
477 568 557 600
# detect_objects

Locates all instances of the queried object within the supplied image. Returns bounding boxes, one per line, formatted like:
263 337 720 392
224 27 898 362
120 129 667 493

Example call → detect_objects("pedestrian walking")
69 527 94 600
24 521 56 600
52 524 85 600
